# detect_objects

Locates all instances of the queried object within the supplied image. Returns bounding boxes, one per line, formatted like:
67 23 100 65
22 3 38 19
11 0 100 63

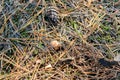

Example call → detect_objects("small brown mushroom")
50 40 61 50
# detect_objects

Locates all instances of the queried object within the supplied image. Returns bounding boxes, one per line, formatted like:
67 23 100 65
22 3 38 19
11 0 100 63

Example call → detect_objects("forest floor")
0 0 120 80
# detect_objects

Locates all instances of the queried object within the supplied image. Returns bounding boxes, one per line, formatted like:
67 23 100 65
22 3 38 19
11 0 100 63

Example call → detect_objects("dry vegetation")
0 0 120 80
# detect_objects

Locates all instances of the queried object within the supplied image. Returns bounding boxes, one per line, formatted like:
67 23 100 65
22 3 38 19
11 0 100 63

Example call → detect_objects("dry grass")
0 0 120 80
